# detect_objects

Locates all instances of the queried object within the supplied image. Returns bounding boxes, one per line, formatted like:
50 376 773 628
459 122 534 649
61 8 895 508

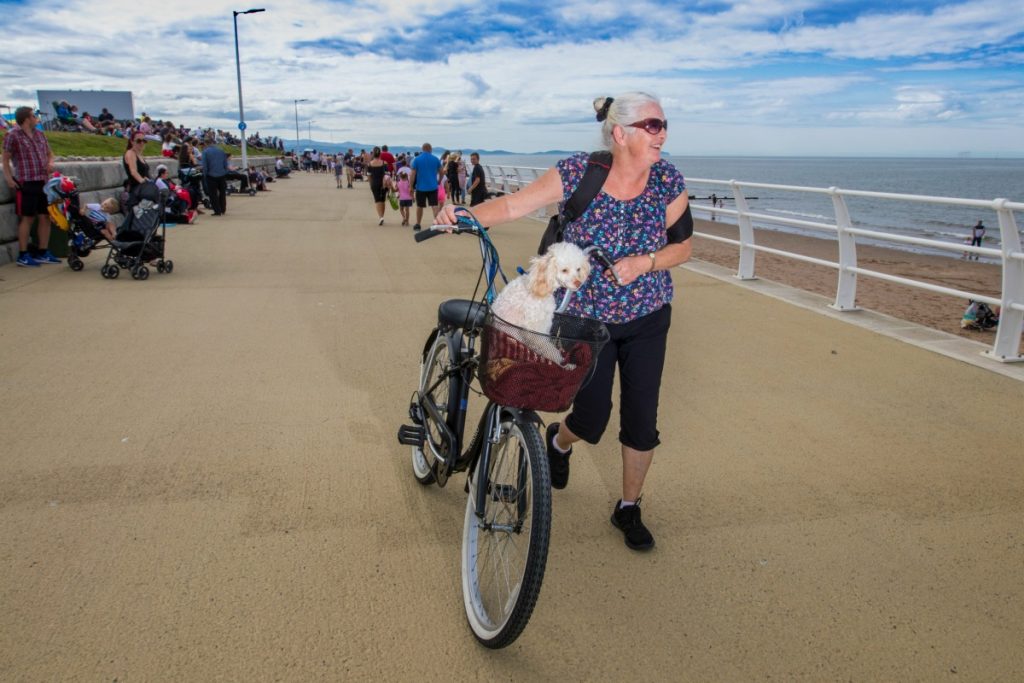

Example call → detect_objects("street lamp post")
294 98 307 152
233 7 265 170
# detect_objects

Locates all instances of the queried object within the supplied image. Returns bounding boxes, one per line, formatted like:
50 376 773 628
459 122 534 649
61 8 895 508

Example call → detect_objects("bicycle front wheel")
462 416 551 648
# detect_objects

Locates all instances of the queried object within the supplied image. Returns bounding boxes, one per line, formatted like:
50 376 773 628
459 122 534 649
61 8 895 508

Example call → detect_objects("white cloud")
1 0 1021 155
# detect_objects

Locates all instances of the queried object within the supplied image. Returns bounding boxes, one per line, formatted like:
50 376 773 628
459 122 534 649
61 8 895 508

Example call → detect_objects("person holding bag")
436 92 691 551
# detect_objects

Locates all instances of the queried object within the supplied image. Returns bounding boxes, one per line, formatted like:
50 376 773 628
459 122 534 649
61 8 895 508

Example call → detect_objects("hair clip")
596 97 614 122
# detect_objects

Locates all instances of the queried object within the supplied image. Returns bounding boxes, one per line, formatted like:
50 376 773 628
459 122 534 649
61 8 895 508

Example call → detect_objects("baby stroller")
42 175 111 272
102 182 174 280
178 166 210 209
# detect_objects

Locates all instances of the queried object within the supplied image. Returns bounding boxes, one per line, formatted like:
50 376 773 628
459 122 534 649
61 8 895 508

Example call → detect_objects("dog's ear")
529 254 555 298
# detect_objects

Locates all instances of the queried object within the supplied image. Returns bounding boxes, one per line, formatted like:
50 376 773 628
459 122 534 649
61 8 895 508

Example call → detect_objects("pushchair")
178 166 210 209
42 175 113 272
101 182 174 280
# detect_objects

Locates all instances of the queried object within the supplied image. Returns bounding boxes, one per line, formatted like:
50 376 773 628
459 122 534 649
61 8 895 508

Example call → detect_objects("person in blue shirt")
409 142 442 230
201 139 229 215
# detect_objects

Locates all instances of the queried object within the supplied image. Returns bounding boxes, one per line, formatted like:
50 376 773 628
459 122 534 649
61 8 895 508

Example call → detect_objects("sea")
481 154 1024 261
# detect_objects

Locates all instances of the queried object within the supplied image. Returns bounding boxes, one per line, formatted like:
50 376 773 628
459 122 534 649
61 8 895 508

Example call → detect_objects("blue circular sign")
238 121 247 131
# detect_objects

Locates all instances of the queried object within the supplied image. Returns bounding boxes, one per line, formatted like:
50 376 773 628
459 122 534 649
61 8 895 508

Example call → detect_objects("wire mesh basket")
478 311 610 412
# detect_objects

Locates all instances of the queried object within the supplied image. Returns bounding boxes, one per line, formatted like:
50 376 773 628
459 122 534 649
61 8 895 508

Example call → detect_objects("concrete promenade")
1 172 1021 681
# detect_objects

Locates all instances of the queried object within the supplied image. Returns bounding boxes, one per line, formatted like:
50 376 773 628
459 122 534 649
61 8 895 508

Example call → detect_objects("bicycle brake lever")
582 244 623 285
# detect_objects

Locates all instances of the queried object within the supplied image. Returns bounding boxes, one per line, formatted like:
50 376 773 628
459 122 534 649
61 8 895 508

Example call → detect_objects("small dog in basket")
492 242 591 364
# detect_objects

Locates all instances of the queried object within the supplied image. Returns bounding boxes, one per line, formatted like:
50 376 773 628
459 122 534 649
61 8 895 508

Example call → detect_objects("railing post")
987 199 1024 362
731 181 756 280
829 188 860 311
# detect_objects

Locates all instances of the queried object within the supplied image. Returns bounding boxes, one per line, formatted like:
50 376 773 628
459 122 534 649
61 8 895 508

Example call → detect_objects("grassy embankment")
0 130 278 159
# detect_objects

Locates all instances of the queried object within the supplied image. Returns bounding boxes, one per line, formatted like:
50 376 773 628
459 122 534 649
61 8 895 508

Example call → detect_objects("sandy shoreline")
690 217 1020 353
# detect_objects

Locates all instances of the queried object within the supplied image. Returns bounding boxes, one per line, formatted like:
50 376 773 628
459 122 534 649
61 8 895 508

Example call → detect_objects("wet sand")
690 217 1019 353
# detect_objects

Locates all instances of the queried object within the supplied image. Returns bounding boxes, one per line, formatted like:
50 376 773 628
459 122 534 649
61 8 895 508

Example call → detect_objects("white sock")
551 431 572 454
619 500 636 509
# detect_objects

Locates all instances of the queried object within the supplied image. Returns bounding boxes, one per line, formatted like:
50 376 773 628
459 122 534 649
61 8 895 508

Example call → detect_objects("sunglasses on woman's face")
627 118 668 135
134 138 145 143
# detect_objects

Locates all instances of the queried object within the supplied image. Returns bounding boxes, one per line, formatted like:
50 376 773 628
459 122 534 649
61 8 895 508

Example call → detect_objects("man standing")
379 145 396 174
969 220 985 260
468 152 488 207
201 139 229 216
410 142 441 230
2 107 60 266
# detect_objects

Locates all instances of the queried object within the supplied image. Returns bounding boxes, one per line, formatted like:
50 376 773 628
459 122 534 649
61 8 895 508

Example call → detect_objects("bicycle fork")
470 404 533 533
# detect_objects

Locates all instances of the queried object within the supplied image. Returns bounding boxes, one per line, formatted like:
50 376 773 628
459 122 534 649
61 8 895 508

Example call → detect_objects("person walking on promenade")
396 166 413 226
436 92 691 551
457 154 468 205
410 142 442 231
367 147 390 225
2 107 60 266
380 145 396 174
201 139 229 216
970 220 986 260
468 152 487 206
446 152 462 205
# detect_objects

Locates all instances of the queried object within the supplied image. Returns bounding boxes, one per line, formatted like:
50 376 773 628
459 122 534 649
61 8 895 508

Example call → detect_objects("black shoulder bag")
537 151 612 255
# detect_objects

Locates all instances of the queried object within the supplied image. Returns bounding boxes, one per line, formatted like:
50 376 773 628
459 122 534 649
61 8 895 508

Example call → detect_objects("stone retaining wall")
0 156 276 265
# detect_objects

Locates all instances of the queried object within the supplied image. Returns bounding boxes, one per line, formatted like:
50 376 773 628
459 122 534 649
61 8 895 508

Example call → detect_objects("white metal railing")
482 165 1024 362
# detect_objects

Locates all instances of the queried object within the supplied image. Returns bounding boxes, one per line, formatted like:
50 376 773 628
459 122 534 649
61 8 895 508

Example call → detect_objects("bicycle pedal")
397 424 425 447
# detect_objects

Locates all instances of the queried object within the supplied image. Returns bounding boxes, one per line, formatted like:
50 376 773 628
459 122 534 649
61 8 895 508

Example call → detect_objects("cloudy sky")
2 0 1022 156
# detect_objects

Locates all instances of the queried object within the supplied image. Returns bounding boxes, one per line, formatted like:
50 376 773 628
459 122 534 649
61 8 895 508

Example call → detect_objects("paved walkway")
1 173 1021 681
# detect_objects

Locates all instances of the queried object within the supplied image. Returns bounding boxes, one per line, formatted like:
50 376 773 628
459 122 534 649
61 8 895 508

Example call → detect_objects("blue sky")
1 0 1022 155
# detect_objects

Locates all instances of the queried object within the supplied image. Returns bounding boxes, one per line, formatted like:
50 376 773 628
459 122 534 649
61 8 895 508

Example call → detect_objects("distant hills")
291 139 574 156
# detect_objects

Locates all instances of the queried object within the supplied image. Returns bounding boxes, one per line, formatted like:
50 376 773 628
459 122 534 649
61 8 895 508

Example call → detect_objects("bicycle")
397 209 610 648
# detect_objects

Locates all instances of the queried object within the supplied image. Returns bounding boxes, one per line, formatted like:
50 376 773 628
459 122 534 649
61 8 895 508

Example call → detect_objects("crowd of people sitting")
40 100 286 153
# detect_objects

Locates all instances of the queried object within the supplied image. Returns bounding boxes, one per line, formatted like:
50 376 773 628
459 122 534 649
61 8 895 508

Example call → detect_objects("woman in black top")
123 133 150 193
445 153 462 204
367 146 390 226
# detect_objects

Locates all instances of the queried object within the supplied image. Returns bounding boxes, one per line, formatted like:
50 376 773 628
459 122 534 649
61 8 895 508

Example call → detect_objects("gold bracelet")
647 252 656 272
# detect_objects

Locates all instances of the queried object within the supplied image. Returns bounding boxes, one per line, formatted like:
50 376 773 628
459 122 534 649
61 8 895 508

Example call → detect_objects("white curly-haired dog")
492 242 591 363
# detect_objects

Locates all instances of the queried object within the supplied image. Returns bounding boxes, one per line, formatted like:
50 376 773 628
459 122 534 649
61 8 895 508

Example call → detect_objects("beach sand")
690 217 1021 353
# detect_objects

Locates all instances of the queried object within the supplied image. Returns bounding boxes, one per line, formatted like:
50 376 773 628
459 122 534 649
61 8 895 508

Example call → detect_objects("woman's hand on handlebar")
608 255 653 286
435 203 460 226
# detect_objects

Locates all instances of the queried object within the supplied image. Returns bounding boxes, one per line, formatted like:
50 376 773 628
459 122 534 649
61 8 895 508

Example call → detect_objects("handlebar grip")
414 227 446 242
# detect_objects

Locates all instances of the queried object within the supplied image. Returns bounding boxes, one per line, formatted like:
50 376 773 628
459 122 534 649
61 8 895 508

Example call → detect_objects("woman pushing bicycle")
436 92 692 551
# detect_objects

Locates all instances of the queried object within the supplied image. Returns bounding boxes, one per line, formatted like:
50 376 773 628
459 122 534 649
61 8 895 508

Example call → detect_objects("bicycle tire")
411 331 452 484
462 416 551 648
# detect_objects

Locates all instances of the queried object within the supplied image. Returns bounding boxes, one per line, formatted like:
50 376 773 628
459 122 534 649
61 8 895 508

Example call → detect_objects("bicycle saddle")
438 299 487 330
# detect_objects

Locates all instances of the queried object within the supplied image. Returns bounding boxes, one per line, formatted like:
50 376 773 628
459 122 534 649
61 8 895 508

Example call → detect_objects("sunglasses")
134 138 145 143
626 118 668 135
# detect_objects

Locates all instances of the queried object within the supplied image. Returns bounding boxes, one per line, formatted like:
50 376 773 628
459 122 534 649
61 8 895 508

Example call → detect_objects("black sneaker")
611 499 655 551
413 223 421 231
545 422 571 489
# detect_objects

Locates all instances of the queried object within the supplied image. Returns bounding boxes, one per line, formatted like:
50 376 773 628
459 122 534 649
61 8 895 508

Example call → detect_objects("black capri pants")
565 304 671 452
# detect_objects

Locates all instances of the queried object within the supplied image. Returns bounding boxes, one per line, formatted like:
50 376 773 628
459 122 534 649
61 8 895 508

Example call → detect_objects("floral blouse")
556 152 686 324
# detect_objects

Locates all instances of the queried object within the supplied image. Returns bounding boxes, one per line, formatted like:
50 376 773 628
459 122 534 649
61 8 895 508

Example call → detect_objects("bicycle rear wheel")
411 331 454 485
462 416 551 648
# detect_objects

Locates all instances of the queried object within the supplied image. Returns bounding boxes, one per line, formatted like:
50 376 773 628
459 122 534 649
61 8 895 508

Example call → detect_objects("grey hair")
593 92 661 149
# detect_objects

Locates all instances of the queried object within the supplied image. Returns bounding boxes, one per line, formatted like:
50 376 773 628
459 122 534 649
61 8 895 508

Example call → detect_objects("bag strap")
561 150 612 225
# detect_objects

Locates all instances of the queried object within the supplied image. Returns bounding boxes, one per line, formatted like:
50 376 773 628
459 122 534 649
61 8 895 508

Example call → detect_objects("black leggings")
565 304 671 452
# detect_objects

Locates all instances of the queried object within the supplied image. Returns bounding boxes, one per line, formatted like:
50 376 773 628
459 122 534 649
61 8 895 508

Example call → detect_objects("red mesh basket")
478 311 609 412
